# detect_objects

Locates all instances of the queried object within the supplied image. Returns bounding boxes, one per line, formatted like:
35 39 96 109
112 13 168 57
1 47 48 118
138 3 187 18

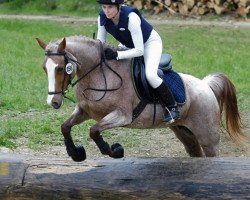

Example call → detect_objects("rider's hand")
104 48 118 60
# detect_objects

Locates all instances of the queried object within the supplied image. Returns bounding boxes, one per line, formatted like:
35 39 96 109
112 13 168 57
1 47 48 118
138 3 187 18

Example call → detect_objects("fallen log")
1 154 250 199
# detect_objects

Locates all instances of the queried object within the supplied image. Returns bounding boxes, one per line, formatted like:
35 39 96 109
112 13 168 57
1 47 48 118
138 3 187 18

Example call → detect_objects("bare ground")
1 112 249 161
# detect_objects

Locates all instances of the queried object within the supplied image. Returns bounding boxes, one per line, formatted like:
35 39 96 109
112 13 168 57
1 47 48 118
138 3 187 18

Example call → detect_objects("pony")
36 36 244 162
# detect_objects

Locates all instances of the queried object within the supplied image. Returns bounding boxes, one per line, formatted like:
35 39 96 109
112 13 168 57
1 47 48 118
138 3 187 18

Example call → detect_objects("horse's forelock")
45 43 58 52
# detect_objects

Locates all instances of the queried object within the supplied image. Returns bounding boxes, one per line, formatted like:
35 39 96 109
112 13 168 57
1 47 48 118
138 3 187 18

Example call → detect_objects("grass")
0 18 249 150
0 19 98 148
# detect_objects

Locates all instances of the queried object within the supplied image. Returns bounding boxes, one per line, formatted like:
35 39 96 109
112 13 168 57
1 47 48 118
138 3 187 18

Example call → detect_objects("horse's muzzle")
52 101 61 109
47 94 63 109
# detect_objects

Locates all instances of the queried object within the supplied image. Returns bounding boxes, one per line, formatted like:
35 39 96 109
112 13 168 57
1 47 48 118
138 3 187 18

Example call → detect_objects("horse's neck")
66 40 101 72
66 39 133 97
67 41 99 61
67 39 126 77
79 53 132 94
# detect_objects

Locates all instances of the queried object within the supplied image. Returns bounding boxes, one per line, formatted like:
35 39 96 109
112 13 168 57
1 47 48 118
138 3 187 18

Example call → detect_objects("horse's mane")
47 35 127 52
48 35 95 47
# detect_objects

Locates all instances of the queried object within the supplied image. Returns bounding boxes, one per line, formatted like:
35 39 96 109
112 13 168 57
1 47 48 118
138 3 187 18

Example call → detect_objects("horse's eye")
56 66 64 73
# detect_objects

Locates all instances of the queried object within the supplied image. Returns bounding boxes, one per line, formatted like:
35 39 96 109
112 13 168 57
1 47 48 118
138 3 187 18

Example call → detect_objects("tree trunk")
1 155 250 199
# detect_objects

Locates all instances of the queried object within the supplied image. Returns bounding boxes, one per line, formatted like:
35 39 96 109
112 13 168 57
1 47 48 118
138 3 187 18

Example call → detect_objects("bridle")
45 51 80 102
44 40 123 102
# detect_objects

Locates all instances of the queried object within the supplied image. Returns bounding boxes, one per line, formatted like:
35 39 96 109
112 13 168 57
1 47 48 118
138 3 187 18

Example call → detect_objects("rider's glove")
104 48 118 60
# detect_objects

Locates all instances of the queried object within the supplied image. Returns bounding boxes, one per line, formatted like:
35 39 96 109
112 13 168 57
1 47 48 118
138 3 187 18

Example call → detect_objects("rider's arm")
117 12 144 60
97 16 107 43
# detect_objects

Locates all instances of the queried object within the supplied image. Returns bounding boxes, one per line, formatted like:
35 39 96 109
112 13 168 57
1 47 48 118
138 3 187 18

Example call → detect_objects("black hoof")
67 145 86 162
111 143 124 158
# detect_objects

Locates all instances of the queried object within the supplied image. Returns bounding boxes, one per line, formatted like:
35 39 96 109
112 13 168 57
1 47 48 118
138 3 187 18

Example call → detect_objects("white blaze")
46 58 58 105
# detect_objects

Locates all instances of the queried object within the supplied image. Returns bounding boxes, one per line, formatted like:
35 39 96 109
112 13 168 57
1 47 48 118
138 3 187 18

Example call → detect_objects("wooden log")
238 0 249 7
132 0 143 10
126 0 249 17
214 4 228 14
190 5 199 14
0 155 27 188
164 0 171 6
152 0 177 14
186 0 196 10
152 0 165 13
214 0 221 5
1 154 250 199
236 5 250 18
178 2 189 15
144 0 154 10
207 1 215 9
198 6 210 15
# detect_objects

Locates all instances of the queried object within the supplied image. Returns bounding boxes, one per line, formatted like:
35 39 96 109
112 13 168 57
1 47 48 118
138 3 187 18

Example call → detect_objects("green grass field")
0 17 249 150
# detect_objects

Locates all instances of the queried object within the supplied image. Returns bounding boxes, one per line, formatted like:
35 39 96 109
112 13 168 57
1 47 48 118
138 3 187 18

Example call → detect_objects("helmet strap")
112 5 120 20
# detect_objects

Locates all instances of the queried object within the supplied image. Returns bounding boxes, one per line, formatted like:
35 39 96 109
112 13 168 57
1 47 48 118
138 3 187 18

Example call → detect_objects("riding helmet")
96 0 124 4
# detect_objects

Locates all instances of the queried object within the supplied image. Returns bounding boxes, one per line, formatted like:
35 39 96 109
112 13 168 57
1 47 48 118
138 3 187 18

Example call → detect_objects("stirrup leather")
163 107 180 123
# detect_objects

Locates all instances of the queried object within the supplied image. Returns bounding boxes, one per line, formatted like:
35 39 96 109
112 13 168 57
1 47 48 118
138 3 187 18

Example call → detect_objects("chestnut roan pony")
36 36 244 162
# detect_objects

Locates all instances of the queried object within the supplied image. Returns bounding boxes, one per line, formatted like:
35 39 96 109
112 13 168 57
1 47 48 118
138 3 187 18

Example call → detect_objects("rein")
45 40 123 102
74 40 123 101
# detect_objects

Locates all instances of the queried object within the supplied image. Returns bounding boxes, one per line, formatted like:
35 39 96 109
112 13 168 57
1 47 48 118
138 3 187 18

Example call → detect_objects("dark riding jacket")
99 6 153 48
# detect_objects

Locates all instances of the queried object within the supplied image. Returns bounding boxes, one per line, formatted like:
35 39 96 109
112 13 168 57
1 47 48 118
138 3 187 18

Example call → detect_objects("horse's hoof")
111 143 124 158
67 145 86 162
74 145 86 162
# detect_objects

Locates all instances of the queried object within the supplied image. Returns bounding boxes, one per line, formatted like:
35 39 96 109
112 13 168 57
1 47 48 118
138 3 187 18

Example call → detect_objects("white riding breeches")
144 30 163 88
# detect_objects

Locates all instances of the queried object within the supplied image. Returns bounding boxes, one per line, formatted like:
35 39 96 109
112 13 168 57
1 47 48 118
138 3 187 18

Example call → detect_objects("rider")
96 0 179 123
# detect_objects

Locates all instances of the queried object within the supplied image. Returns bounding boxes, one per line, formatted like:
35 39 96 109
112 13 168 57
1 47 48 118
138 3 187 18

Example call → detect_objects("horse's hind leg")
90 109 131 159
188 122 220 157
170 126 204 157
61 106 90 162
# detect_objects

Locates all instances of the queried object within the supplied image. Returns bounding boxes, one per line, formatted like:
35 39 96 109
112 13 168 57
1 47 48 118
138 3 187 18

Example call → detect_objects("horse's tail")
203 73 245 142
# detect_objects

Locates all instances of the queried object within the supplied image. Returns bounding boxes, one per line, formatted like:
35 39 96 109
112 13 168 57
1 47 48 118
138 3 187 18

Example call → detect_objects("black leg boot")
155 82 180 123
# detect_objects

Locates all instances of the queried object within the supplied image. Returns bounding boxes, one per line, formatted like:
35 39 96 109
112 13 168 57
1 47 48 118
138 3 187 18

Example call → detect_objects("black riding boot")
155 82 180 123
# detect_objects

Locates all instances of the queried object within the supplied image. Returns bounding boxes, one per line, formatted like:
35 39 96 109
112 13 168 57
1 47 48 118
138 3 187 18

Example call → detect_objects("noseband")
45 51 80 102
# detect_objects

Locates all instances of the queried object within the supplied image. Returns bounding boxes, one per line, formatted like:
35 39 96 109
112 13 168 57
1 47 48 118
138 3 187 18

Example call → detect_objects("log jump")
1 154 250 199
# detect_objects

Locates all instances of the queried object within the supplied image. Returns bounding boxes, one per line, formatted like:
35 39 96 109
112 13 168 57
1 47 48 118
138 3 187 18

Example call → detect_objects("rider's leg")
155 82 180 122
144 30 179 123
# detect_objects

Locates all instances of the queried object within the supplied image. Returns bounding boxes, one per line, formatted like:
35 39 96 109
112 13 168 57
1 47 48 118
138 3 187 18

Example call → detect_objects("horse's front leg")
61 106 90 162
90 109 131 158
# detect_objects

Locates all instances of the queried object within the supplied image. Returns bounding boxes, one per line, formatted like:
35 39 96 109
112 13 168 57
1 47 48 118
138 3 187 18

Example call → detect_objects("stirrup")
163 107 180 123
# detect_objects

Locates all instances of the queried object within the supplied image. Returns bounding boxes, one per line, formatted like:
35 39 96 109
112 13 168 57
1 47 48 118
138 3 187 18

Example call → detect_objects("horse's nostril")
52 102 60 109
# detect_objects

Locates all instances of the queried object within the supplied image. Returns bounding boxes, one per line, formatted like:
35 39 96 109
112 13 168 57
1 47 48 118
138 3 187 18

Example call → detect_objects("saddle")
131 54 186 122
132 54 172 103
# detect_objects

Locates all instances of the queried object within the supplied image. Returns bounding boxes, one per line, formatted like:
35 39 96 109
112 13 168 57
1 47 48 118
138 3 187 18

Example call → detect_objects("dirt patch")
1 112 249 161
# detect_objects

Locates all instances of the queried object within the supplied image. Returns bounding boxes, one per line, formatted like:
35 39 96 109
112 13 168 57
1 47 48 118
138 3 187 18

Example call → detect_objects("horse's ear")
58 38 66 52
36 38 47 50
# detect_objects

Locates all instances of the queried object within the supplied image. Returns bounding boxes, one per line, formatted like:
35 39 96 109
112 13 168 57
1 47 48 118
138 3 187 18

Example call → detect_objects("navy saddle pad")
132 54 186 104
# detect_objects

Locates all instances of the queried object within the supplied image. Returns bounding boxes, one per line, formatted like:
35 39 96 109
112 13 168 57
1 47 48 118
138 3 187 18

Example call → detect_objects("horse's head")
36 38 78 109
